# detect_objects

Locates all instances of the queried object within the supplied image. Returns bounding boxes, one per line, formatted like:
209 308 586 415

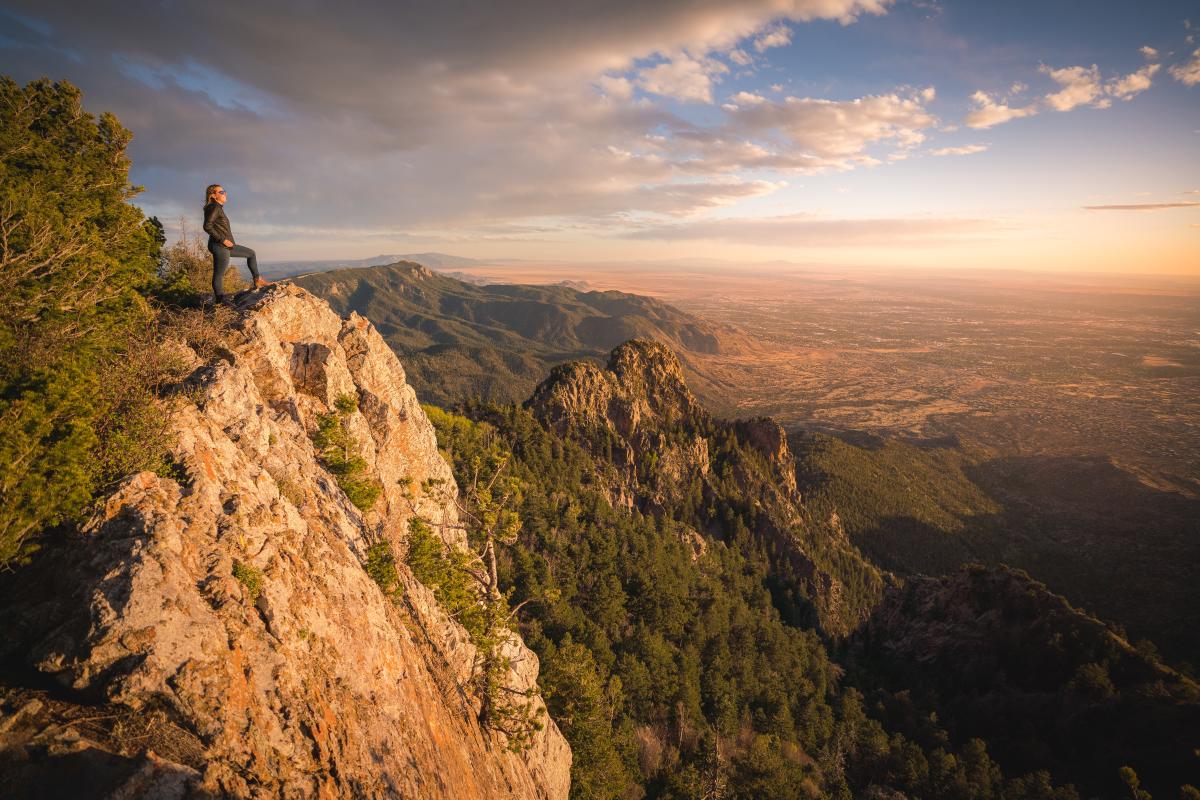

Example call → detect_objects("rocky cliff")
526 339 885 636
0 285 570 799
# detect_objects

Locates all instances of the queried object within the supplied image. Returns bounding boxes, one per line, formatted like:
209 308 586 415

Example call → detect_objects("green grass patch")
232 560 263 603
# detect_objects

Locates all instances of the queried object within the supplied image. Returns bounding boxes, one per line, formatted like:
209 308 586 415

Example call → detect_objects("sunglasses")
215 189 227 195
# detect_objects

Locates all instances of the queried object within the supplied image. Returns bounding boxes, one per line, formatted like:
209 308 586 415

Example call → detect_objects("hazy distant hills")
260 251 489 281
292 261 746 406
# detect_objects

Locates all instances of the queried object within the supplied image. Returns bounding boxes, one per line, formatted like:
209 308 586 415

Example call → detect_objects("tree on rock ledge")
0 77 161 566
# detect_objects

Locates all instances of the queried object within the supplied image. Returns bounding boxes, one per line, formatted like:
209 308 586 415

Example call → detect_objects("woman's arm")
202 203 221 238
203 203 234 246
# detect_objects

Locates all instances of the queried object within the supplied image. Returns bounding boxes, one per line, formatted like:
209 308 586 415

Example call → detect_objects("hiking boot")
254 277 272 289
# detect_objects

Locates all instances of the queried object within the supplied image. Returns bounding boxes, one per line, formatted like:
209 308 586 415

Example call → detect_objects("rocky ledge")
0 285 570 799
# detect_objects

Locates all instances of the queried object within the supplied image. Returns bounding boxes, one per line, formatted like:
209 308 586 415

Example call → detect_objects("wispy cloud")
1107 63 1160 100
753 24 792 53
929 144 988 156
1170 48 1200 86
636 54 728 103
622 214 999 246
1083 202 1200 211
723 89 937 160
966 51 1163 130
1041 64 1109 111
964 90 1036 129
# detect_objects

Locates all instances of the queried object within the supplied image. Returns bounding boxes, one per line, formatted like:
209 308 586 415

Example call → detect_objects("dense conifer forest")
422 402 1200 800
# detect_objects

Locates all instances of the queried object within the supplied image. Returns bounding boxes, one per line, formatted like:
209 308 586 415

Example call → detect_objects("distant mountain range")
292 261 748 407
261 251 490 280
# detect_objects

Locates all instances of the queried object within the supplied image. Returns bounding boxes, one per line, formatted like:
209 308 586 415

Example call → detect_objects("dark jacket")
203 201 233 245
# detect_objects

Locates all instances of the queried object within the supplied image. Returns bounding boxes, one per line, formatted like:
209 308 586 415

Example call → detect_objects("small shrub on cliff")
275 478 304 507
397 412 545 752
156 302 241 362
232 560 263 602
311 393 382 512
405 517 487 641
365 540 401 597
1118 767 1151 800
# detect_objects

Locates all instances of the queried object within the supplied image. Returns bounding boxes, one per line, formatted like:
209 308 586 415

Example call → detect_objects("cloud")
622 213 999 246
0 0 895 248
1082 202 1200 211
753 25 792 52
724 90 937 159
964 90 1037 129
728 48 754 66
968 52 1163 130
730 91 768 105
722 91 768 110
1107 63 1161 100
596 74 634 99
636 54 727 103
929 144 988 156
1170 49 1200 86
478 177 782 220
1140 45 1159 60
1039 60 1161 111
1041 64 1108 111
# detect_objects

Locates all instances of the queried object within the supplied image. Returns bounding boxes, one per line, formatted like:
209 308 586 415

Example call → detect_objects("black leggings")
208 241 260 298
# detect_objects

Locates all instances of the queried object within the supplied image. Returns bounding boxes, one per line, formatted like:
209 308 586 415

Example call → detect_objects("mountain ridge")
292 261 748 408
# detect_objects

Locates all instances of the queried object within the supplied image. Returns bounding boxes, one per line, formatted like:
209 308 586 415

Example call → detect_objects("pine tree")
0 77 160 565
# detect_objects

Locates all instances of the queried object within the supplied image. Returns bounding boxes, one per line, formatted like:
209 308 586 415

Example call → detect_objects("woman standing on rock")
203 183 270 303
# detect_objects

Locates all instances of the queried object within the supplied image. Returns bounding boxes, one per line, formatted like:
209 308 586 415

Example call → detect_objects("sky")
2 0 1199 274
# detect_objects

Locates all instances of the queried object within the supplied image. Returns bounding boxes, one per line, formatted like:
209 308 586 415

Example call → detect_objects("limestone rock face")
1 285 569 799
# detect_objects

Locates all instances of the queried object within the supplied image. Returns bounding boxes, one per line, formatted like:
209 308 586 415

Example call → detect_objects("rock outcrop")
525 339 884 636
733 417 798 496
0 285 570 799
527 340 710 512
